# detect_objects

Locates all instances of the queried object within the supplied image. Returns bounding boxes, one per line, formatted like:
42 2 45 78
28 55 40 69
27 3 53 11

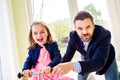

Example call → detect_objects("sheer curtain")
106 0 120 59
0 0 18 79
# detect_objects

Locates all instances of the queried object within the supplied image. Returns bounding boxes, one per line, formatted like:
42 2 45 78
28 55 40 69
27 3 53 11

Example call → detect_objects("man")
52 11 119 80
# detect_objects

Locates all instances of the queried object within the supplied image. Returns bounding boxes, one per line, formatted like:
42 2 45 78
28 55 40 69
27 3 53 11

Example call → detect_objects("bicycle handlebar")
17 72 41 79
17 72 24 78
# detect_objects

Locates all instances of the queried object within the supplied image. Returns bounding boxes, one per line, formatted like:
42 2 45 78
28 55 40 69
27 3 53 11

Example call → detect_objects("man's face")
74 18 94 42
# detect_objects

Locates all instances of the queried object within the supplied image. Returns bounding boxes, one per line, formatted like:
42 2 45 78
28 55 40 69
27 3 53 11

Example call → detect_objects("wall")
10 0 30 70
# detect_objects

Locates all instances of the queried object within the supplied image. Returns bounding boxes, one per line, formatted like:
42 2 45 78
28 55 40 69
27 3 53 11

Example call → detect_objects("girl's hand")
42 66 51 74
23 69 32 78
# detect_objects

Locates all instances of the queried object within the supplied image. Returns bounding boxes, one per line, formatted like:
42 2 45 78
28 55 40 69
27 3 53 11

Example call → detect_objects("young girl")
22 21 73 80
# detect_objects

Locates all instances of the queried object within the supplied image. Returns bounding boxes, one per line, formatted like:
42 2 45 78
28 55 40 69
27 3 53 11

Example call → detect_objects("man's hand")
41 66 51 74
52 62 74 75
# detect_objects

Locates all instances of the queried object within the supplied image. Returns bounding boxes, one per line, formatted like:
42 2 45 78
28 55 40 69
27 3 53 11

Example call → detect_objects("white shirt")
83 40 91 51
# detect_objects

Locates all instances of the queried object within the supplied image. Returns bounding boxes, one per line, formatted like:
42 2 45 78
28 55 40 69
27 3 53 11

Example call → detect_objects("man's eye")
87 26 90 28
78 28 82 30
40 31 44 34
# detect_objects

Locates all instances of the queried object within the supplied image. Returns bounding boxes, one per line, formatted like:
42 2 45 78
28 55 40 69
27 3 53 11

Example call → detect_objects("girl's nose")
37 33 41 37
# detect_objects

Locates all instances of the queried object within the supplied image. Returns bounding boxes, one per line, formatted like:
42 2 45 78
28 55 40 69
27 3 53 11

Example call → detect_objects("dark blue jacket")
22 42 61 71
61 25 115 75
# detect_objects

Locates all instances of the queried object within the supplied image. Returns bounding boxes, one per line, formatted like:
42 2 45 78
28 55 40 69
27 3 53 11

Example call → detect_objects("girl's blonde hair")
28 21 54 49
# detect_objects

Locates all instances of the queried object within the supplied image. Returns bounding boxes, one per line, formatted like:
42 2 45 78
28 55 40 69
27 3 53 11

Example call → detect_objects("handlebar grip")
17 72 24 78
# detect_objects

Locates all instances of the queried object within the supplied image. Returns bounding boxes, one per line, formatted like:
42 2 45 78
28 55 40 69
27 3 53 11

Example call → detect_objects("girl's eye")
34 32 38 35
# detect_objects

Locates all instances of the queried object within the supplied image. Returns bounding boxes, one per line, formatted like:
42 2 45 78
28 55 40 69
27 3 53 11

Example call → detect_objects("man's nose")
82 29 87 34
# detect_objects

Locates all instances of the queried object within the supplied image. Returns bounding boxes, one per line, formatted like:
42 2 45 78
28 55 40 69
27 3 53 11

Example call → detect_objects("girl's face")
32 24 48 47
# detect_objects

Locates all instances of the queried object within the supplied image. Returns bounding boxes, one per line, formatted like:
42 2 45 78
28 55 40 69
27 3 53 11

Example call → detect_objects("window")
30 0 70 24
77 0 111 30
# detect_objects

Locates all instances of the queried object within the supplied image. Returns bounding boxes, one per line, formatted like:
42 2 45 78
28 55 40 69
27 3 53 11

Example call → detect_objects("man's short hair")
74 11 94 24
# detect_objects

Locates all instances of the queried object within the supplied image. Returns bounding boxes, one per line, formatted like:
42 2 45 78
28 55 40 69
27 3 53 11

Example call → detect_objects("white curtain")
0 0 18 80
106 0 120 58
